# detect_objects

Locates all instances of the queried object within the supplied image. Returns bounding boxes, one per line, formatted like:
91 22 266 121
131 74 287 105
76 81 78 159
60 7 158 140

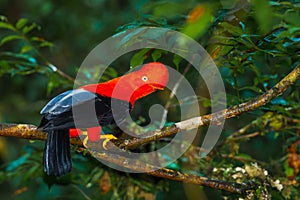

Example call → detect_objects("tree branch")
0 123 254 194
0 123 83 146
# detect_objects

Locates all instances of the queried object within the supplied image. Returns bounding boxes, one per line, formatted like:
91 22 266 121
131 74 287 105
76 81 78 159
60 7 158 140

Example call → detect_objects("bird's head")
114 62 169 105
81 62 169 107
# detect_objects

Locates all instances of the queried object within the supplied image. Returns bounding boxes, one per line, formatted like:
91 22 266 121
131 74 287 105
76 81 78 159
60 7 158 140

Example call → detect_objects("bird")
38 62 169 176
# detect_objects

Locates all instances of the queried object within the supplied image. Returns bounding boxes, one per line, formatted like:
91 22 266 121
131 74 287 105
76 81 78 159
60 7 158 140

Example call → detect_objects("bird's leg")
72 126 116 149
69 128 89 147
87 126 102 142
76 126 101 147
69 128 82 137
86 126 117 149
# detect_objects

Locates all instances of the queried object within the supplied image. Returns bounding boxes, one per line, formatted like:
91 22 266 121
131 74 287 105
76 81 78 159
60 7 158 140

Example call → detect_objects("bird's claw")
101 134 117 150
81 132 116 150
81 131 89 147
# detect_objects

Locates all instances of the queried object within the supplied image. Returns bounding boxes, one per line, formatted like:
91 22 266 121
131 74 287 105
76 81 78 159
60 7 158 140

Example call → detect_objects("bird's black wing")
40 89 98 115
39 89 132 130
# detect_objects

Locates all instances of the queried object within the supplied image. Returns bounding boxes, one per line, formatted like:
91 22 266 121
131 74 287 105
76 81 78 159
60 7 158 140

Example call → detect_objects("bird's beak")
151 84 165 90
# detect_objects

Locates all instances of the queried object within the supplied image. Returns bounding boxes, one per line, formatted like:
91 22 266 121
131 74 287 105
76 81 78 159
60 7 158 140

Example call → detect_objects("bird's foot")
80 126 102 147
81 130 89 147
100 134 117 150
75 127 116 149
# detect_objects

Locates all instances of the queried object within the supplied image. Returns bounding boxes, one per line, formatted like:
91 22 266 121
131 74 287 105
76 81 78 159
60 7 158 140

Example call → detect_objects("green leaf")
22 164 40 182
130 48 151 68
0 60 10 76
47 74 61 95
0 21 15 31
235 36 257 49
173 54 182 70
0 34 23 46
39 40 54 48
151 2 187 19
219 22 243 36
0 52 34 62
0 15 8 21
30 36 41 42
236 153 253 160
22 23 38 34
251 0 273 33
30 36 53 48
210 35 237 45
16 18 28 30
182 5 214 39
20 45 33 54
151 49 166 61
283 160 294 177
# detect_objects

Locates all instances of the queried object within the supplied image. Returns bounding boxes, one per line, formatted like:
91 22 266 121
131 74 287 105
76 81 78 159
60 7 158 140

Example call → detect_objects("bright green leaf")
0 21 15 31
20 45 33 54
130 48 151 68
22 23 38 34
151 2 187 19
173 54 182 70
151 49 167 61
283 160 294 177
16 18 28 30
182 5 214 39
0 35 23 46
236 153 253 160
39 40 54 48
219 22 243 36
251 0 273 33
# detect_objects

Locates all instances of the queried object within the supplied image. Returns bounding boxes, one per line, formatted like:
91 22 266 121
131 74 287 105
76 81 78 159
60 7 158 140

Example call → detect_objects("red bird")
39 62 169 176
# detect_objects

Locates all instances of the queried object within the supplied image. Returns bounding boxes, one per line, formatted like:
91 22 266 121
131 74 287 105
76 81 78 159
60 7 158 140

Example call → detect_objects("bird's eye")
141 76 148 82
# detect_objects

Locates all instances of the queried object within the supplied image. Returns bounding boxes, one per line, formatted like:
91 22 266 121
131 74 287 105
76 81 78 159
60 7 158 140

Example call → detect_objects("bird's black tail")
43 130 71 176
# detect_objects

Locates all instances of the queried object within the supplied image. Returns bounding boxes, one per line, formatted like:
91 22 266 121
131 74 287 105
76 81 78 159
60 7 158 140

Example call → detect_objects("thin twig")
230 131 261 141
160 63 192 128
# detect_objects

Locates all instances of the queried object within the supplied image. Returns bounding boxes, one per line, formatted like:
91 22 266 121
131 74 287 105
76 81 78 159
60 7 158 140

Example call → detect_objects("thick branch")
0 123 254 194
0 123 83 146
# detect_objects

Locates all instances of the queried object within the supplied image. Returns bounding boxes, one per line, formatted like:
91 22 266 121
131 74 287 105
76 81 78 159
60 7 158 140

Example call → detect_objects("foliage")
0 0 300 199
0 16 73 93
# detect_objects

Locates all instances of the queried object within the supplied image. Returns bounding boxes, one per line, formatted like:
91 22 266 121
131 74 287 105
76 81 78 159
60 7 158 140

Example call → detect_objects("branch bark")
0 123 253 194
